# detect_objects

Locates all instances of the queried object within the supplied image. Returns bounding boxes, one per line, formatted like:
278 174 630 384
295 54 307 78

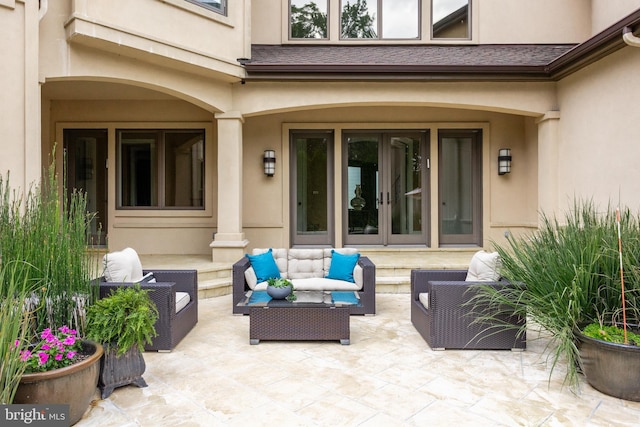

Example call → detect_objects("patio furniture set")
98 246 524 351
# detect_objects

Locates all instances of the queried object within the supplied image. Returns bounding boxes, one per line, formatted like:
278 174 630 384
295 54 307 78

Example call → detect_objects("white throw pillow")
465 250 501 281
103 247 144 282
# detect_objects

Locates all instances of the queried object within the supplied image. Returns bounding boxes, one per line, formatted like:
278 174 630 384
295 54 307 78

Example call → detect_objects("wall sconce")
498 148 512 175
263 150 276 177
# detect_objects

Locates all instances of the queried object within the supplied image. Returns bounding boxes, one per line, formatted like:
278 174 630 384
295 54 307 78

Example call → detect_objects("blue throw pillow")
325 250 360 283
246 249 281 283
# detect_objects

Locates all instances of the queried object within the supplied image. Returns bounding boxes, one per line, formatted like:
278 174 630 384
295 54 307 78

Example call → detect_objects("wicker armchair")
410 269 525 350
99 270 198 351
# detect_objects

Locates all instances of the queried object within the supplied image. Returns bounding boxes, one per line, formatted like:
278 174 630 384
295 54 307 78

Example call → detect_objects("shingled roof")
241 9 640 81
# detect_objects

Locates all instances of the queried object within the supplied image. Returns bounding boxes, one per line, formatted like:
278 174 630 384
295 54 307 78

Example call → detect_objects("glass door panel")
291 131 334 246
345 135 381 244
63 129 108 247
438 130 482 246
387 135 424 244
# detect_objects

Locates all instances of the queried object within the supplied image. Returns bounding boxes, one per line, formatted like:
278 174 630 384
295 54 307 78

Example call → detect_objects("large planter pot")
99 344 148 399
575 324 640 401
14 340 103 425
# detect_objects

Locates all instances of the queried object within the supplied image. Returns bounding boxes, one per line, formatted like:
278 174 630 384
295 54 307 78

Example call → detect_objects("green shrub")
85 285 158 355
482 199 640 388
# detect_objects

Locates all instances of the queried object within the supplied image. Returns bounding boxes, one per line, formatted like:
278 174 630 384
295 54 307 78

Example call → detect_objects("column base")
210 239 249 263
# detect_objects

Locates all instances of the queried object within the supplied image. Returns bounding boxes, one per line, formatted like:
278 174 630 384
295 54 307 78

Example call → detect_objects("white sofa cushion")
176 291 190 313
288 248 324 279
103 247 144 282
244 266 258 290
465 250 501 281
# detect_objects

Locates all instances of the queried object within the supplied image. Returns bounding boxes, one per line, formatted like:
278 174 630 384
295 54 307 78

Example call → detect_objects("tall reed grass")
0 261 39 404
484 200 640 388
0 163 99 338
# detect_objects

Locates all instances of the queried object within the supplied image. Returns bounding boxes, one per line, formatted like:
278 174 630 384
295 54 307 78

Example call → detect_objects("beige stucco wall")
0 0 41 193
591 0 640 34
253 0 592 45
556 44 640 213
241 105 539 251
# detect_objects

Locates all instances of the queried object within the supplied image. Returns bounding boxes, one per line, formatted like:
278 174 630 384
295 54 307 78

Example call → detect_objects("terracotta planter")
575 324 640 401
99 344 148 399
14 340 103 425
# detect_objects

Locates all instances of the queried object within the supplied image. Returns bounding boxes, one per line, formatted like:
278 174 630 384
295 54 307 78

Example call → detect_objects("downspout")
623 26 640 47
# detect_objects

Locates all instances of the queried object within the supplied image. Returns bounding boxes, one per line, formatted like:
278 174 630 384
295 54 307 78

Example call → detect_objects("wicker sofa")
98 248 198 351
233 248 376 315
410 269 526 351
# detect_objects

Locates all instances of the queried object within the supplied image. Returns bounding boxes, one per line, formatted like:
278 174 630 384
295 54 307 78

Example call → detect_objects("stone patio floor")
75 293 640 426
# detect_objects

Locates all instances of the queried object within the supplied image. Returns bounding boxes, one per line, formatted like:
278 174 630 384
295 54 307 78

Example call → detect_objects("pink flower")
63 336 76 346
66 351 76 359
38 352 49 365
41 344 51 351
13 340 19 348
55 353 63 361
20 350 31 361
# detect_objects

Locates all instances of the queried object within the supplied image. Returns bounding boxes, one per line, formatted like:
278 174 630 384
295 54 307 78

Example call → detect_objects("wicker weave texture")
410 269 526 350
249 307 350 343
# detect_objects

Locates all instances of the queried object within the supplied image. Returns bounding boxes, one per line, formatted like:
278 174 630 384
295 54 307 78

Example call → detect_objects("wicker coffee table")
237 291 361 345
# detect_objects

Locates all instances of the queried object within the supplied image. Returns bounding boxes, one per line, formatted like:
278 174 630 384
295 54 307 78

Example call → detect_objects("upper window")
290 0 328 39
117 129 205 209
432 0 469 39
186 0 226 16
340 0 419 40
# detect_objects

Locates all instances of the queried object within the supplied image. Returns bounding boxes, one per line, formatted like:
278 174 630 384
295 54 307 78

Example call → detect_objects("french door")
344 131 429 246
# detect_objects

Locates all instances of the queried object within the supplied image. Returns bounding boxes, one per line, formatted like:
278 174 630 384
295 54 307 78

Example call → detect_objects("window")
432 0 469 39
186 0 226 15
290 0 328 39
340 0 419 40
117 129 205 209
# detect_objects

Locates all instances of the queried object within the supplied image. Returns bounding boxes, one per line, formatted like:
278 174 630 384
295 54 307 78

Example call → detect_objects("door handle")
387 192 390 205
379 193 383 205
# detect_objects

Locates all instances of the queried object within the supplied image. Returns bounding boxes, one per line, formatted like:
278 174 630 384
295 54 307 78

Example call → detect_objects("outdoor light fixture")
498 148 512 175
263 149 276 177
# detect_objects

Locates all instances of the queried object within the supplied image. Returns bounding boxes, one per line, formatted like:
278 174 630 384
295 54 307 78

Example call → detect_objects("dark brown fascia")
244 8 640 82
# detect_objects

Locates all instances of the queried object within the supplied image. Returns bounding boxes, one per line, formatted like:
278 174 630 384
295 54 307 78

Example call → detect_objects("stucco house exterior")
3 0 640 264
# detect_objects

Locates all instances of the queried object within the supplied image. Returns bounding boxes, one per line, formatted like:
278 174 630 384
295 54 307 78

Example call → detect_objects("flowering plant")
16 326 82 373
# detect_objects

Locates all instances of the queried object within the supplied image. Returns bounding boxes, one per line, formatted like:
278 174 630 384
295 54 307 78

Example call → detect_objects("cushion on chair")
465 250 501 281
176 291 190 313
103 247 144 282
418 293 429 309
288 248 324 279
246 248 281 283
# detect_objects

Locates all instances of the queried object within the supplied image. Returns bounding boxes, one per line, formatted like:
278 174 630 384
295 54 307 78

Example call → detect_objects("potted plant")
12 325 103 425
478 200 640 399
85 284 158 399
0 158 102 424
266 277 295 300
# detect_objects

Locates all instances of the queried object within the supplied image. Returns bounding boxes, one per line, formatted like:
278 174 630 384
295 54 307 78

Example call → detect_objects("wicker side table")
249 306 351 345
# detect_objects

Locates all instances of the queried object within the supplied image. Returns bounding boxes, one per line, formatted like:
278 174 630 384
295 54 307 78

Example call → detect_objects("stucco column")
536 111 560 219
210 111 248 262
